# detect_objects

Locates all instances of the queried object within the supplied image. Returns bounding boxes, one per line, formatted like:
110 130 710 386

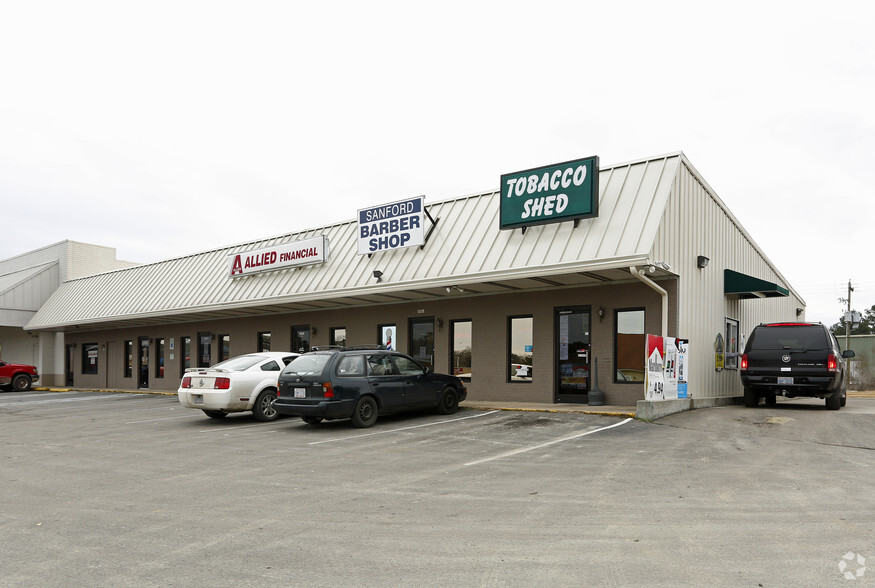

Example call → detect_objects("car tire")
302 416 323 425
350 396 378 428
765 393 777 406
825 390 841 410
743 386 759 408
436 387 459 415
252 389 278 422
202 410 228 419
840 392 847 407
12 374 32 392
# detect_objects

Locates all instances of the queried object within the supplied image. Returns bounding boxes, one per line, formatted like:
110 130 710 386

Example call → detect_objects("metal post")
588 357 605 406
846 280 853 373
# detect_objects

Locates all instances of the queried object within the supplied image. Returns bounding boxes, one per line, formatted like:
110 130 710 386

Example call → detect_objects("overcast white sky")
1 1 873 327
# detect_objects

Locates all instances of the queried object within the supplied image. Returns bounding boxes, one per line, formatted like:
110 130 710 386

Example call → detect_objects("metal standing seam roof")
0 262 57 296
25 153 685 331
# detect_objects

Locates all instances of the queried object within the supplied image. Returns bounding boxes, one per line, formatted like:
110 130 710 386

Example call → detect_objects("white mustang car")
178 352 299 421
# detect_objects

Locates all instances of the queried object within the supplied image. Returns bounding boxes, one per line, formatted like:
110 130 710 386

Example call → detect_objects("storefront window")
451 320 472 381
124 340 133 378
330 327 346 347
197 332 212 368
219 335 230 362
379 324 395 351
615 309 645 383
292 326 311 353
155 338 165 378
82 343 99 375
725 318 739 370
508 316 533 382
181 336 191 377
258 332 271 352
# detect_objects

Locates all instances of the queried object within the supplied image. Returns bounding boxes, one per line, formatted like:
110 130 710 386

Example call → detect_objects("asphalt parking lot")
1 390 873 587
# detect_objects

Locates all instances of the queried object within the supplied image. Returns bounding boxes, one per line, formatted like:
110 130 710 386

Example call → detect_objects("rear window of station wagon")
284 354 331 376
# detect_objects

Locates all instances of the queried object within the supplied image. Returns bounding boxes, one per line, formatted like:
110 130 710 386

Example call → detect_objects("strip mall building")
14 152 804 409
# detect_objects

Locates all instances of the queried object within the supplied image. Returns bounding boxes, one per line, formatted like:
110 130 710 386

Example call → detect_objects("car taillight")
322 382 334 398
827 354 838 372
181 376 192 388
215 377 231 389
740 354 748 370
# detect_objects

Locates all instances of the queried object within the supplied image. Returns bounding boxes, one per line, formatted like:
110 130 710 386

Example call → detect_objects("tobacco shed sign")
500 156 599 230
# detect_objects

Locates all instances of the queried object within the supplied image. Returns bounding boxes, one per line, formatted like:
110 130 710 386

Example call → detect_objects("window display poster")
645 334 664 400
663 338 678 400
381 326 395 350
676 339 689 398
646 335 689 401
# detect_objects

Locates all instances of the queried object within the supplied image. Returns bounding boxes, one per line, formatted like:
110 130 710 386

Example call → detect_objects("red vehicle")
0 361 40 391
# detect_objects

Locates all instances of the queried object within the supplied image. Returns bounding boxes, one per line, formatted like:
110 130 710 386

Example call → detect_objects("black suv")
739 322 855 410
274 346 468 427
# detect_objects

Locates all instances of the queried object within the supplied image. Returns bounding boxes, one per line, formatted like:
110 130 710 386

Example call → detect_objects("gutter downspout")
630 266 668 336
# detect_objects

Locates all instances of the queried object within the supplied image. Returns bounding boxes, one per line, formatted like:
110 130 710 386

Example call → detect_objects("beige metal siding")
650 160 805 398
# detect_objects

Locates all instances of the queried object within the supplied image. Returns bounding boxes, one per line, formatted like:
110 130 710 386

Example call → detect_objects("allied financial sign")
499 156 599 230
357 196 425 255
228 235 327 278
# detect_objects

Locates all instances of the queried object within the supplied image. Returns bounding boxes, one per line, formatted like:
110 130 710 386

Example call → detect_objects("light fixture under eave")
446 285 464 294
697 255 710 269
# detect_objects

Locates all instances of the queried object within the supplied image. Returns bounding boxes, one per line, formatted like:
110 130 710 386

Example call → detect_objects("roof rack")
310 344 387 352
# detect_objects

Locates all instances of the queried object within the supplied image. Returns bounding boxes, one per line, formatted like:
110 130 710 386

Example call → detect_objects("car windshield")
282 354 331 376
751 326 828 350
209 355 265 371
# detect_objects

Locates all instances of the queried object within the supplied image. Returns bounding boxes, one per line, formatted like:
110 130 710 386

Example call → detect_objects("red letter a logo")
231 255 243 276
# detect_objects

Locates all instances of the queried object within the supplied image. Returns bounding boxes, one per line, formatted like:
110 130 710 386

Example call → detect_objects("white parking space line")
463 417 633 466
0 394 130 408
126 414 203 424
198 422 276 434
307 410 500 445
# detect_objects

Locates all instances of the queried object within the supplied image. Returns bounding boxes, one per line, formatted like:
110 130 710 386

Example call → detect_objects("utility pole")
846 280 853 373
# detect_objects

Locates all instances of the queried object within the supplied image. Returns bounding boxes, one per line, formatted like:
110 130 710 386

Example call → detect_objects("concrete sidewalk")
460 399 636 418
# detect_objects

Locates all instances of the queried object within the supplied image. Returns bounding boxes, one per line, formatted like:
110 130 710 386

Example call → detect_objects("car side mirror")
424 366 431 374
842 349 856 359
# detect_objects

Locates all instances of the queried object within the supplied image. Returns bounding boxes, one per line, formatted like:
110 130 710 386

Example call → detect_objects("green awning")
724 269 789 299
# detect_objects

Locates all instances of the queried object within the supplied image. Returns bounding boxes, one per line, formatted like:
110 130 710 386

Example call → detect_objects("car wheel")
350 396 378 428
841 392 847 407
202 410 228 419
436 387 459 415
252 389 278 422
12 374 32 392
743 386 759 408
765 393 777 406
825 390 841 410
302 416 323 425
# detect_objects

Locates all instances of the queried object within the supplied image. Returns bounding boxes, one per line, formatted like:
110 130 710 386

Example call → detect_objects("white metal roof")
27 153 685 331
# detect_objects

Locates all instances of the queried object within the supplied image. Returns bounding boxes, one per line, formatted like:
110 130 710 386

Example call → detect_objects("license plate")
193 394 204 405
294 388 306 398
777 377 794 385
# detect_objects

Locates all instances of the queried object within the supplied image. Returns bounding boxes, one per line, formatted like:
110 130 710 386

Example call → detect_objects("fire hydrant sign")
228 235 327 278
357 196 425 255
500 156 599 230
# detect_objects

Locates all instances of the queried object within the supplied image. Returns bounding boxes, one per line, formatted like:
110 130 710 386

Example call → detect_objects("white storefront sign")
357 196 425 255
228 235 327 278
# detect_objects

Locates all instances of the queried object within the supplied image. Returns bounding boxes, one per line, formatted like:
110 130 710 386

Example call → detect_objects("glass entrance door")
408 318 435 371
65 344 75 386
138 337 150 389
555 307 591 403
